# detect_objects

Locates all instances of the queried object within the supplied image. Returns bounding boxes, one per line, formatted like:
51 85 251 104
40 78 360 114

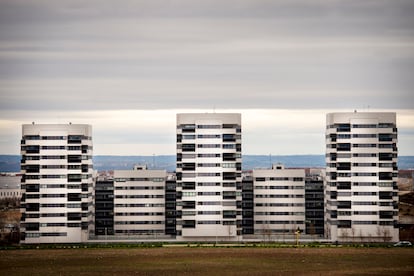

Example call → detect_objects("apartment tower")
325 112 399 242
176 113 242 241
20 124 93 243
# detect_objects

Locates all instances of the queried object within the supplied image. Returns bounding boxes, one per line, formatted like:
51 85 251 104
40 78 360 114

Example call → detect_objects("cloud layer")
0 1 413 155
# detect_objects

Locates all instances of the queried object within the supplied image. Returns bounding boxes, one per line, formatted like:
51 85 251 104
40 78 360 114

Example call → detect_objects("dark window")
182 182 195 190
223 134 236 142
338 201 351 209
68 174 82 182
182 220 196 228
181 124 196 133
26 184 39 193
338 220 351 228
182 163 196 171
223 172 236 180
337 182 351 190
182 201 195 209
223 210 237 219
182 144 195 152
379 153 393 161
25 165 40 173
379 172 393 180
25 222 39 231
26 145 40 154
337 143 351 151
26 203 39 212
223 191 236 200
379 192 393 200
68 135 82 144
379 211 394 219
68 193 81 201
67 212 82 221
378 134 394 142
337 162 351 171
68 155 82 163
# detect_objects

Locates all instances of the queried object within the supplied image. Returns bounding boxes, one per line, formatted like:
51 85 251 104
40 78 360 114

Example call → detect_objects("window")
68 135 82 144
197 125 221 129
180 124 196 133
223 134 236 142
182 220 196 228
182 201 195 209
337 143 351 151
198 134 220 139
182 144 196 152
337 124 350 132
337 201 351 209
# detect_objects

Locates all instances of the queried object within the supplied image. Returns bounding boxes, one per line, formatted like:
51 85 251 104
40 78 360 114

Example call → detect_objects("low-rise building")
252 164 306 239
113 166 167 238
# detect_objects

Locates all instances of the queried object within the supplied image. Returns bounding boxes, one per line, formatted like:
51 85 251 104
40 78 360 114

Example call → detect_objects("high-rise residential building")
20 124 93 243
176 113 242 241
113 165 167 237
252 164 306 239
325 112 399 242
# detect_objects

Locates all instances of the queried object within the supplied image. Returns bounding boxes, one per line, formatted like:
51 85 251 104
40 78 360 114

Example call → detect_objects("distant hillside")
2 154 414 172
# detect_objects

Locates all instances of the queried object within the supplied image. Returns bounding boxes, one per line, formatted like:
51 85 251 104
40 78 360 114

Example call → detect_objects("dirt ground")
1 246 413 275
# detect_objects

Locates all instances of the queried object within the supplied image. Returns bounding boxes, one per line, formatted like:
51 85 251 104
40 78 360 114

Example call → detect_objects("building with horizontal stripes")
325 112 399 242
20 123 93 244
176 113 242 241
113 166 169 238
252 164 306 240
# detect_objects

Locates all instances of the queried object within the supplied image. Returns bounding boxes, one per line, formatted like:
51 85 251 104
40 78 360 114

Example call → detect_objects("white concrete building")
176 113 242 241
20 124 93 243
253 164 305 238
113 167 167 237
325 112 399 242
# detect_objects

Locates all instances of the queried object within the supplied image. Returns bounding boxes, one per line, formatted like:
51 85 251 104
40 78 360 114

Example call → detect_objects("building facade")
176 113 242 241
20 124 93 243
113 166 167 237
305 169 325 236
325 112 399 242
252 165 306 240
94 177 114 236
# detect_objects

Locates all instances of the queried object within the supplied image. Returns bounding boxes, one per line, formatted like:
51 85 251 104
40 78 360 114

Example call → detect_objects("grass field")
1 246 414 275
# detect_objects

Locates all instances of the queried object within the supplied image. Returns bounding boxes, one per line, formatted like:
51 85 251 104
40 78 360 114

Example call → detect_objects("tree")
381 227 391 243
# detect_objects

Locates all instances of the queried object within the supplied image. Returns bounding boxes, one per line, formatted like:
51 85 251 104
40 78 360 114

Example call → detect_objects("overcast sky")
0 0 413 155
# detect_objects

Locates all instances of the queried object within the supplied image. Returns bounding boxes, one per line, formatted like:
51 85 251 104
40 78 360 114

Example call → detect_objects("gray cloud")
0 1 413 124
1 0 413 110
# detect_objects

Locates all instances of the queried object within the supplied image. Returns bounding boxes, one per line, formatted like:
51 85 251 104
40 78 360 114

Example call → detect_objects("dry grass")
1 247 413 275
